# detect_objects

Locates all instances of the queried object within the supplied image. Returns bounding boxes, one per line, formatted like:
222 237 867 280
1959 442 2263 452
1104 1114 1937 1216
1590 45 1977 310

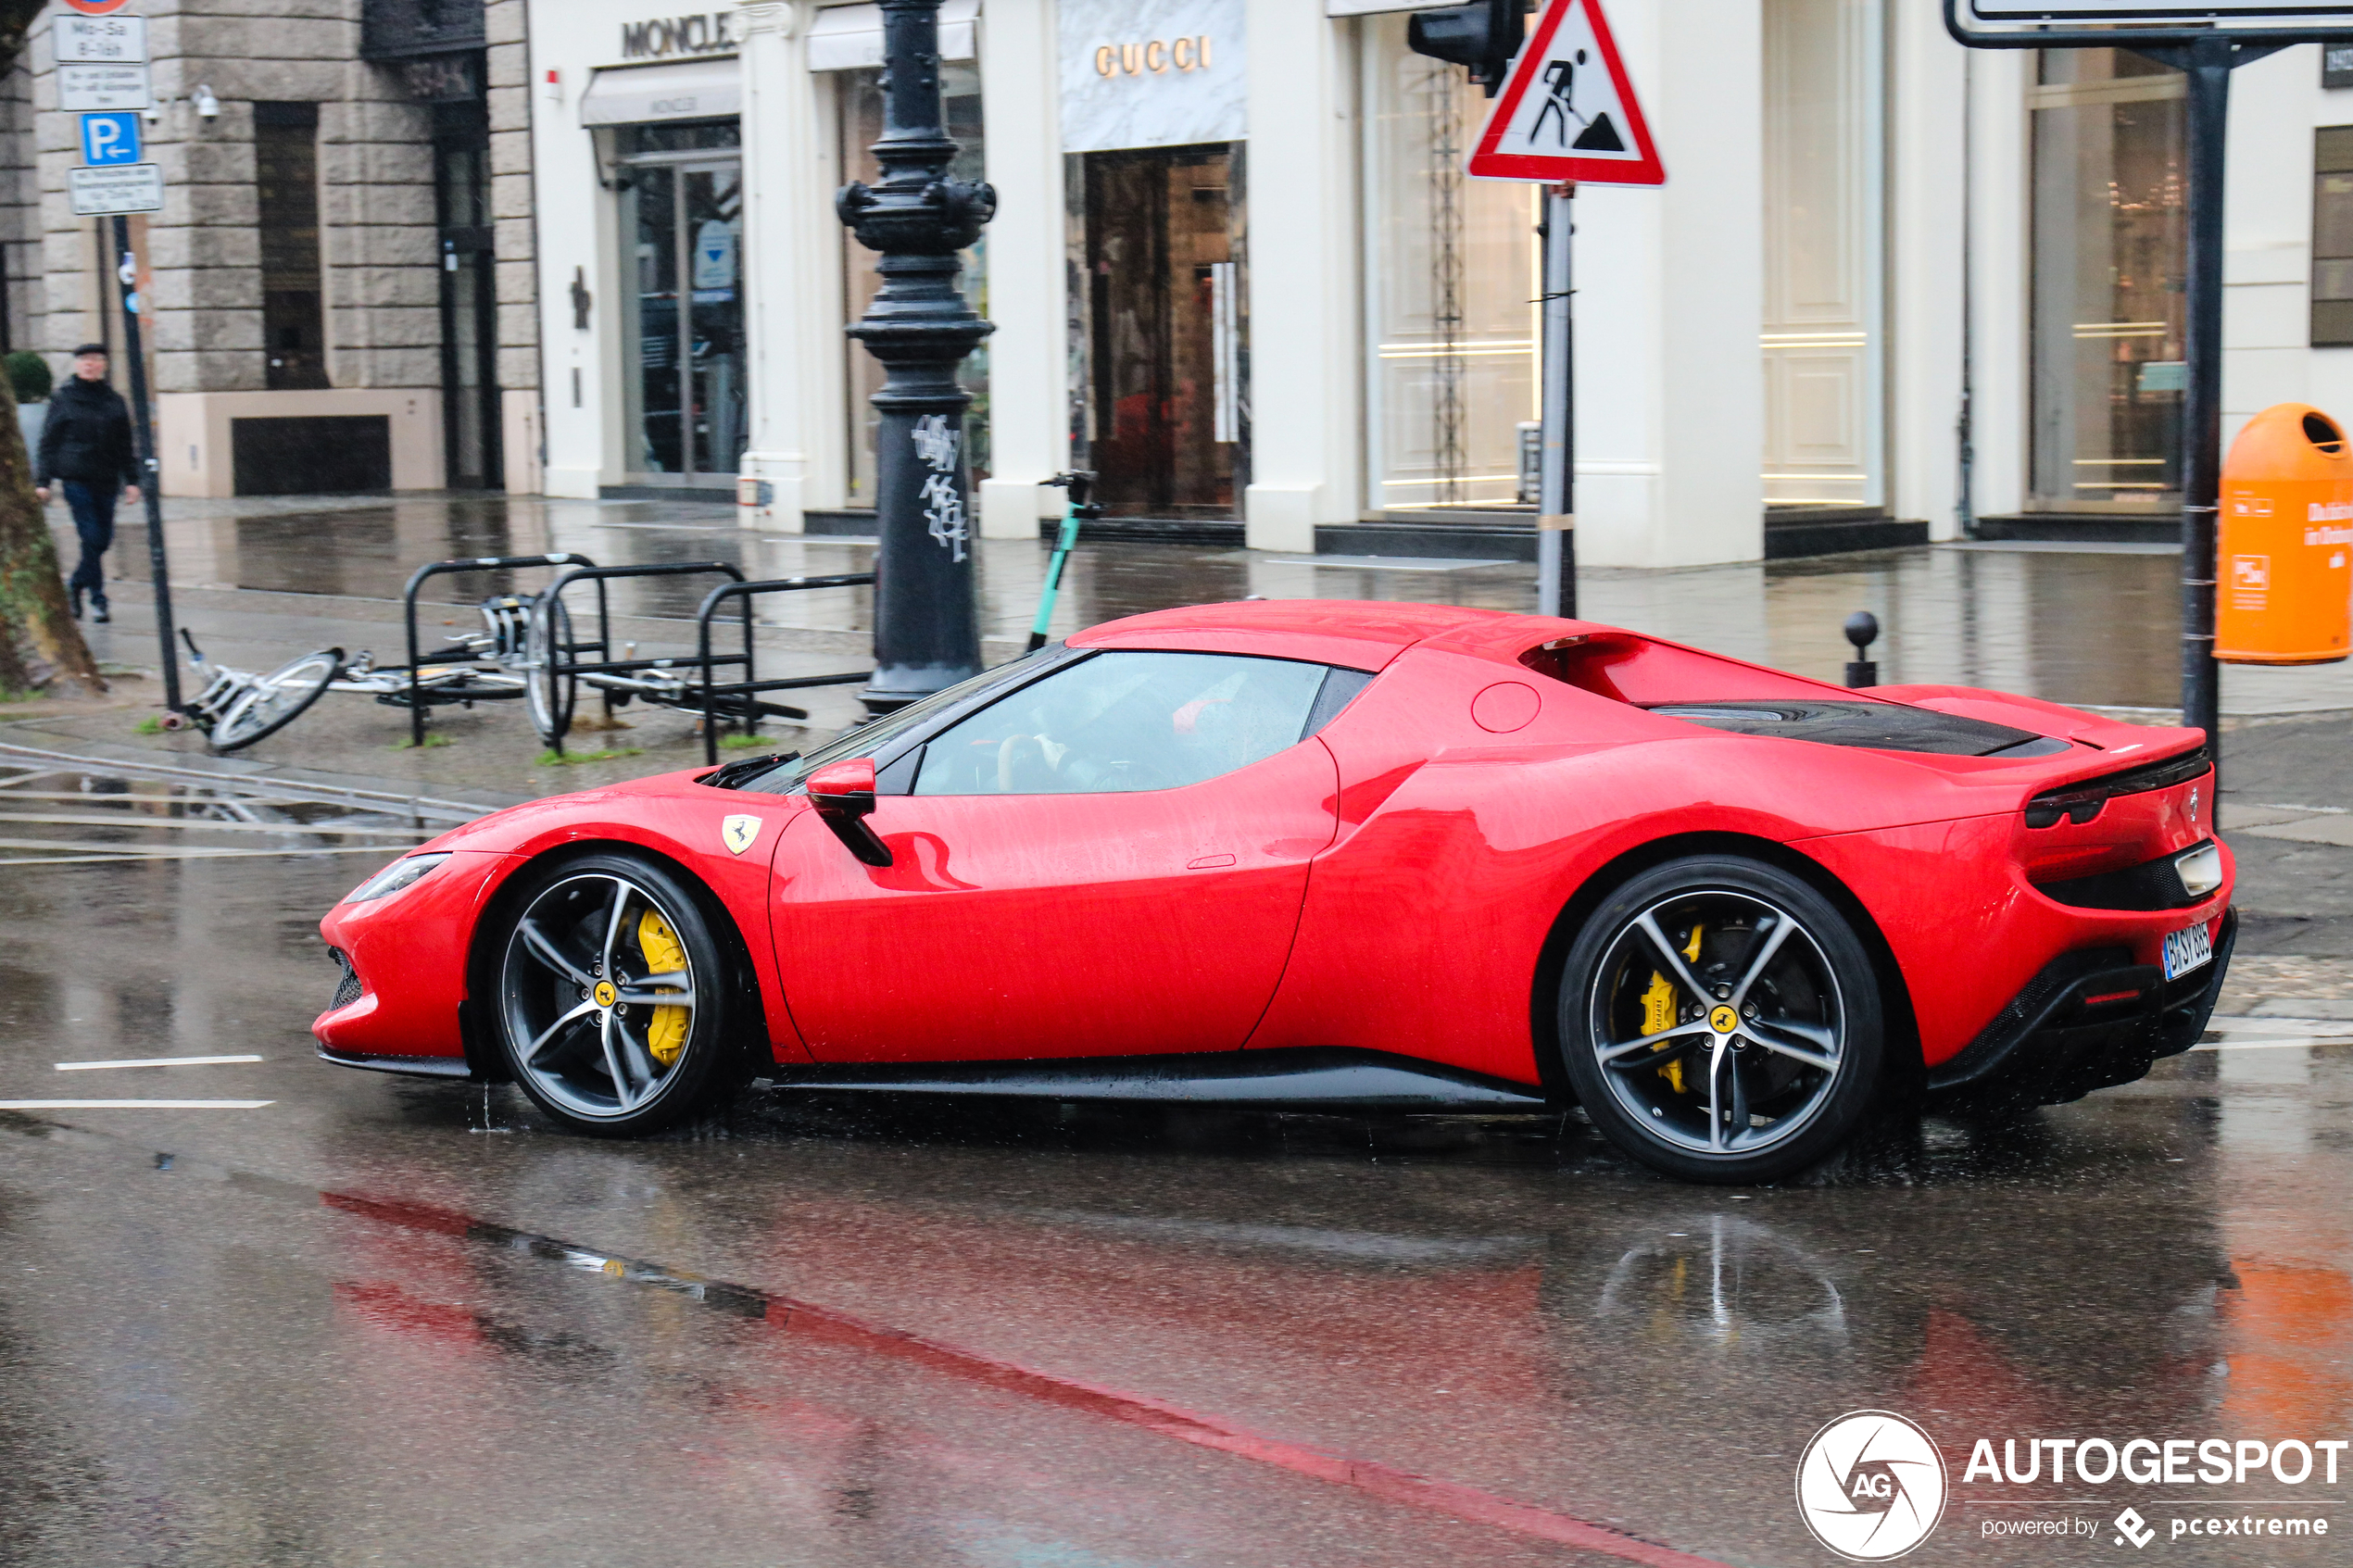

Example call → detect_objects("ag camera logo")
1796 1411 1949 1561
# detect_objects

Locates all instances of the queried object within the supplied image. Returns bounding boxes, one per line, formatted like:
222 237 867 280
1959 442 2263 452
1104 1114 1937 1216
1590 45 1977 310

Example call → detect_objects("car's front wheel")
1558 855 1886 1184
495 852 740 1135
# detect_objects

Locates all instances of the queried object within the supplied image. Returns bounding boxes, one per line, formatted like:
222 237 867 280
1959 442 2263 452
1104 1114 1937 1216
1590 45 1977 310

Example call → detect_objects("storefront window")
1360 14 1539 515
2312 126 2353 346
840 65 987 508
2029 48 2186 510
616 119 746 483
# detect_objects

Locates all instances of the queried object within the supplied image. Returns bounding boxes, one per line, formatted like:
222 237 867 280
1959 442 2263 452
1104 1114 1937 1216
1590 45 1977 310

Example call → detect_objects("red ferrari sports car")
317 600 2233 1183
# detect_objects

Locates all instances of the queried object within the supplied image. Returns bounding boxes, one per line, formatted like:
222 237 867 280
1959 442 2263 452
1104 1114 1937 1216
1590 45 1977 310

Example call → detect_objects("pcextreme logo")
1797 1411 1950 1561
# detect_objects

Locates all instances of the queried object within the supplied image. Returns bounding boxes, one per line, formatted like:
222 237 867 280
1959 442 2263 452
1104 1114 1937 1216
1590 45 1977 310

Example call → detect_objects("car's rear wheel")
1558 856 1885 1184
495 852 738 1135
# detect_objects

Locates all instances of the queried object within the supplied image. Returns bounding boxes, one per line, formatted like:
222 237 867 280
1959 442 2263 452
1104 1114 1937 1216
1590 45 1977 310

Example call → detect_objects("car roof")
1072 599 1532 671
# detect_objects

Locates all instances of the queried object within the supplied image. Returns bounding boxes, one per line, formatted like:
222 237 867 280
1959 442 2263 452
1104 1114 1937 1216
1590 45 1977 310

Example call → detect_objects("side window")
912 651 1332 796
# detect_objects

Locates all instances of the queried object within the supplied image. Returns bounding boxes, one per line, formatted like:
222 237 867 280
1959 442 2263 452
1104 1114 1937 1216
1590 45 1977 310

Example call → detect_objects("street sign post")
1966 0 2353 18
109 217 178 713
57 17 179 711
1944 0 2353 822
79 111 142 167
1467 0 1664 185
54 14 147 63
68 163 163 216
57 62 151 112
1462 0 1664 621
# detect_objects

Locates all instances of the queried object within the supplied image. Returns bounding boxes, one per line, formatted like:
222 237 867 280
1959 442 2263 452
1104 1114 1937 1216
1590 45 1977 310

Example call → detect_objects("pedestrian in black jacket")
34 344 142 623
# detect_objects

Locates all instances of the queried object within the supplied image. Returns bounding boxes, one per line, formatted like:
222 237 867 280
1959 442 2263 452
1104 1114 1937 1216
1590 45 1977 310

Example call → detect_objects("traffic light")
1405 0 1526 97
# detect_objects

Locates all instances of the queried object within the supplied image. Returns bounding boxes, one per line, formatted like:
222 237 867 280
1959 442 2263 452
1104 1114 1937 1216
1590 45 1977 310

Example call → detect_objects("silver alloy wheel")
499 871 698 1122
1585 888 1847 1158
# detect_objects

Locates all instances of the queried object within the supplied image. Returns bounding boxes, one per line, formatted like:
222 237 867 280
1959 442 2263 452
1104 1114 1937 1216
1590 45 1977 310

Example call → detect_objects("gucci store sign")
1060 0 1244 154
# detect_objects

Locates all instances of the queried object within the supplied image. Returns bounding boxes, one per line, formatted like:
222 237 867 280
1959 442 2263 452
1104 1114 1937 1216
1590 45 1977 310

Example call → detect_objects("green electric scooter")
1029 470 1099 651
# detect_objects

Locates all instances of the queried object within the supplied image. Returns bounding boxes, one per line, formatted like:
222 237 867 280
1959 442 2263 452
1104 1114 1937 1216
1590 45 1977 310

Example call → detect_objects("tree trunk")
0 392 106 698
0 0 106 699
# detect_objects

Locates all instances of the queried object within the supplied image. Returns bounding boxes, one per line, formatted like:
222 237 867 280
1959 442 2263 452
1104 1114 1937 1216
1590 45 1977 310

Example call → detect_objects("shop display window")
2312 126 2353 347
2028 48 2187 510
616 119 746 483
1358 14 1539 517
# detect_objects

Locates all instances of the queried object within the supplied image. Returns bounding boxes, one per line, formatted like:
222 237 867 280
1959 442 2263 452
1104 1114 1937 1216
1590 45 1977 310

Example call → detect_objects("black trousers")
62 480 116 602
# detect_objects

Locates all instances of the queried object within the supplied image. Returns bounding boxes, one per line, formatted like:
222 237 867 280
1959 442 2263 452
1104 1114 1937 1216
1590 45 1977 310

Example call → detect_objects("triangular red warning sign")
1467 0 1665 186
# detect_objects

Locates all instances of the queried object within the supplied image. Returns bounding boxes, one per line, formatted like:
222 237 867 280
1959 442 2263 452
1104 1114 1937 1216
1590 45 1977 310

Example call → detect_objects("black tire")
1557 855 1886 1184
210 647 343 751
493 851 741 1135
524 593 578 746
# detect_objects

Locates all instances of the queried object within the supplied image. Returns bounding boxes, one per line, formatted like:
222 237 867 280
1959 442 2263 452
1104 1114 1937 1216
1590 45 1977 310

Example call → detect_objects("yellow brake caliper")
635 909 691 1066
1638 923 1704 1095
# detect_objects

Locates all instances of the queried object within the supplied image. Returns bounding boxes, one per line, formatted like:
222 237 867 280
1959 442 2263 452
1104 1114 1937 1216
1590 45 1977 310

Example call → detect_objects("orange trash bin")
2216 402 2353 665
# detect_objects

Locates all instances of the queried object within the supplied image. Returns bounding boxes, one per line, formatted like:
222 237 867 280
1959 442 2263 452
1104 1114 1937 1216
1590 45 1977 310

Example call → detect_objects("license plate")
2163 922 2214 981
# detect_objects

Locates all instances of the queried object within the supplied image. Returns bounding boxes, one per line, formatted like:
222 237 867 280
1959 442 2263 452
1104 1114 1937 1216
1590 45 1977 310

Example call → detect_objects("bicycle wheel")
525 593 579 746
209 648 344 752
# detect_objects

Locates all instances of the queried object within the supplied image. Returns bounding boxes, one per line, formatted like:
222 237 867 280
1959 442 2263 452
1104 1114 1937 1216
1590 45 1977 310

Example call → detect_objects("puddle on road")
0 756 468 866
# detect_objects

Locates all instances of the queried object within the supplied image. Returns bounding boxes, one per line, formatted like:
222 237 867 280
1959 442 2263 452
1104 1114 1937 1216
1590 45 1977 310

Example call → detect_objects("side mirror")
805 759 892 868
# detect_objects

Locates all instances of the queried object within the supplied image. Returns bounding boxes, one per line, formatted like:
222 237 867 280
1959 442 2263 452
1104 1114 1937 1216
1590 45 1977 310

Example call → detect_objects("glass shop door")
1078 144 1242 520
617 127 747 486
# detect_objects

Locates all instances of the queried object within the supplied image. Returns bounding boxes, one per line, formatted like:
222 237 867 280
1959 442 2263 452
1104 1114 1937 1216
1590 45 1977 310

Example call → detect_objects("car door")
771 650 1353 1063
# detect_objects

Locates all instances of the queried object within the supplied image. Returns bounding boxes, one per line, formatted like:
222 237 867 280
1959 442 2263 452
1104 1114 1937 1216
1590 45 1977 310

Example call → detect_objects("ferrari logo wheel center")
1708 1004 1738 1035
593 980 617 1010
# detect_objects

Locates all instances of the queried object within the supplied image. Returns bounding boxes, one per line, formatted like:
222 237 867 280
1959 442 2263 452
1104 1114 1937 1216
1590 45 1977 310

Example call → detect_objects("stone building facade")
0 0 539 497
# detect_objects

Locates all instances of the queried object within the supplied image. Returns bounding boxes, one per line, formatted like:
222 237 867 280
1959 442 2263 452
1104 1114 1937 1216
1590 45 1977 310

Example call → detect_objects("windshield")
718 650 1057 794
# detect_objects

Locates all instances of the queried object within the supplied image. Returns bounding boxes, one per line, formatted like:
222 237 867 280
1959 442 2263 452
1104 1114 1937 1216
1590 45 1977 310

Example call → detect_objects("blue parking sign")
80 110 141 166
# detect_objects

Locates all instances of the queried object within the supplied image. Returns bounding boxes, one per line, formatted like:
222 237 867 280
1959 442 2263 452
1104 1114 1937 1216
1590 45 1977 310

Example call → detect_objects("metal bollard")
1843 611 1880 688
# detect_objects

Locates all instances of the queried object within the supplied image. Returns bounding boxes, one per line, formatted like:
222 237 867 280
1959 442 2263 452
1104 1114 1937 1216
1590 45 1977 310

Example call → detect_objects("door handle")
1185 853 1236 870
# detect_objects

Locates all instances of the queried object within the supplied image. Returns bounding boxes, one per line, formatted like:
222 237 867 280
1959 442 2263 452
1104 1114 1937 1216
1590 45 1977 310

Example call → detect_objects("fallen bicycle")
167 552 875 759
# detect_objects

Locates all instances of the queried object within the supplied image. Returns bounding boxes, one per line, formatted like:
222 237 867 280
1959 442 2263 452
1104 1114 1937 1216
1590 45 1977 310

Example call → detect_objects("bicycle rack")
693 574 877 765
535 560 759 756
400 553 598 748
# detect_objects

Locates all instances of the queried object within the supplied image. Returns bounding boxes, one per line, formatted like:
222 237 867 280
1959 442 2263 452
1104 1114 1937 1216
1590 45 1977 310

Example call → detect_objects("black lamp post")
837 0 996 712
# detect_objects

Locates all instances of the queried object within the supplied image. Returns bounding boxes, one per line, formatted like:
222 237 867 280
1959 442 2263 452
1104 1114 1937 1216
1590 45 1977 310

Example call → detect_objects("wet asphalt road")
2 759 2351 1567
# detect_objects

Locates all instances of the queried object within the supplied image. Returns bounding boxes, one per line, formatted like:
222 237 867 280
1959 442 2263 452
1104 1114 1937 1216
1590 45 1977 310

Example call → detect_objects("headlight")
346 853 450 904
2174 842 2224 899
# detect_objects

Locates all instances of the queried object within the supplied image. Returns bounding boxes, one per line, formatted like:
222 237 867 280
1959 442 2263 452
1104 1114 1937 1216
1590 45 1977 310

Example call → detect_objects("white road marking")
56 1054 265 1072
0 1099 273 1110
2190 1038 2353 1053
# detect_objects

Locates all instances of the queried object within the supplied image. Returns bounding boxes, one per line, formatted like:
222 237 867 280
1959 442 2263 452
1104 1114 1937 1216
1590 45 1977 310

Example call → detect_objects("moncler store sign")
1059 0 1244 154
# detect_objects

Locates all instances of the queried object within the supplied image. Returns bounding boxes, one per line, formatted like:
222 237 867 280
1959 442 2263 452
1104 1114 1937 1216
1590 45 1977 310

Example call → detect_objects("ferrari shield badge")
720 815 762 856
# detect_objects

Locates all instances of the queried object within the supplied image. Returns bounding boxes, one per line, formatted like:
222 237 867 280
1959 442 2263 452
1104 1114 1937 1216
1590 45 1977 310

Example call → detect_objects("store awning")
579 56 741 127
809 0 978 71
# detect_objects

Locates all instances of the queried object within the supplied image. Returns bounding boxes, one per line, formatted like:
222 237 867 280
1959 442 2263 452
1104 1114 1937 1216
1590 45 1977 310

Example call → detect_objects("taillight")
2023 747 2209 828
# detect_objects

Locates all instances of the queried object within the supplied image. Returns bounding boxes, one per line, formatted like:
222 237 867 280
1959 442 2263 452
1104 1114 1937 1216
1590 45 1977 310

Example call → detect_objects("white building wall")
2227 44 2327 445
1887 0 1964 539
520 6 2353 556
975 0 1067 539
1241 0 1362 553
526 0 694 498
736 0 842 530
1574 0 1763 567
1959 44 2030 522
